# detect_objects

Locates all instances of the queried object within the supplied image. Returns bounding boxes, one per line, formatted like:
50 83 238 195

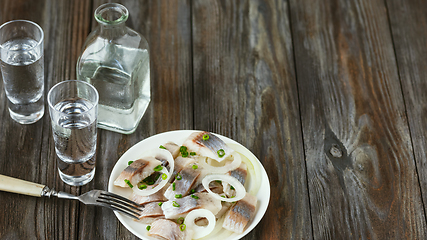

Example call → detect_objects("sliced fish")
130 183 170 205
137 202 165 224
164 165 200 199
114 157 162 187
170 156 196 182
193 180 223 194
183 131 234 162
147 219 193 240
216 201 233 219
222 193 258 233
162 142 181 159
223 162 247 197
161 192 222 219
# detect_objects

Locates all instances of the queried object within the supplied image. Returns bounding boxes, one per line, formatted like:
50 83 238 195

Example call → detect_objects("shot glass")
48 80 99 186
0 20 44 124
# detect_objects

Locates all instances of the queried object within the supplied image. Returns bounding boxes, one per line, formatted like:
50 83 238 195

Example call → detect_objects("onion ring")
202 174 246 202
132 149 174 196
197 152 242 174
185 209 216 239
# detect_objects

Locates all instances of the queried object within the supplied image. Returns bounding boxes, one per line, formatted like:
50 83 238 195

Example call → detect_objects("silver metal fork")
0 174 142 220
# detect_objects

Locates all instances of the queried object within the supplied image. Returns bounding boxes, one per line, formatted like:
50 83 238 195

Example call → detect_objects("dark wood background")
0 0 426 239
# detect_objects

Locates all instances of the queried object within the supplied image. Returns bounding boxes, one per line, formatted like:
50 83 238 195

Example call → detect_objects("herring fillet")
148 219 193 240
222 192 258 233
162 142 181 159
161 192 222 219
113 157 162 187
164 165 200 199
183 131 234 162
130 183 170 205
223 162 247 197
137 202 165 224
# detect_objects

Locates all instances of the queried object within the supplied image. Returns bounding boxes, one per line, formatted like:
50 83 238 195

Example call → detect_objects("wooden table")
1 0 427 239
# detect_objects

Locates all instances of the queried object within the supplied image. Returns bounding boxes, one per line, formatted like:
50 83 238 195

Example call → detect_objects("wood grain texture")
0 0 90 239
386 0 427 220
192 0 312 239
78 0 193 239
290 0 427 238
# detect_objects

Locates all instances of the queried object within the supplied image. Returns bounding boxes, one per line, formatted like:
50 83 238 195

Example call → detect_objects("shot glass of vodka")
48 80 99 186
0 20 44 124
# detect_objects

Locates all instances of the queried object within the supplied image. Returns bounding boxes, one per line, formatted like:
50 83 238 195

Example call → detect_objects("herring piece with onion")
222 192 258 234
161 192 222 219
137 202 165 224
183 131 234 162
164 165 201 200
114 157 162 188
130 183 169 205
147 218 193 240
162 142 181 159
170 156 196 183
223 162 247 197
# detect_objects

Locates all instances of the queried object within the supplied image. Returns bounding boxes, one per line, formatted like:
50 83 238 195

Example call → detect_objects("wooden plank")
78 0 193 239
192 0 312 239
0 0 91 239
289 0 427 238
386 0 427 221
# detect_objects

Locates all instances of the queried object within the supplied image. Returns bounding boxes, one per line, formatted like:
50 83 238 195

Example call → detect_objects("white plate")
108 130 270 240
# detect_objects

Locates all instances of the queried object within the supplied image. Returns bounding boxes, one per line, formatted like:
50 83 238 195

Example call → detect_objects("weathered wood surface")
386 0 427 220
0 0 427 239
290 0 426 238
191 1 311 239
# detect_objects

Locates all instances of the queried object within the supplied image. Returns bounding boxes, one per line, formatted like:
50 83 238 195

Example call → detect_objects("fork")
0 174 142 220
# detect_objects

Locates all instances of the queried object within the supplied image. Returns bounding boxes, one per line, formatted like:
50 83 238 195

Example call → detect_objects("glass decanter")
77 3 150 134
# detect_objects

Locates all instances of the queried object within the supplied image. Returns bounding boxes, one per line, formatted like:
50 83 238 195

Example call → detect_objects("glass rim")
94 3 129 25
0 20 44 52
47 80 99 115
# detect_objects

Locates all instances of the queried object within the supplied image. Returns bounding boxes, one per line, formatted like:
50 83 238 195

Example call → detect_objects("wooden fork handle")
0 174 46 197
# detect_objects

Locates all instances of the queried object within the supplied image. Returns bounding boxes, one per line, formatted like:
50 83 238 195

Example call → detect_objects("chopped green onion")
143 175 155 185
192 164 198 170
154 165 163 172
139 184 147 190
158 202 163 206
153 173 161 181
146 225 151 231
190 152 196 156
127 161 134 165
161 173 167 180
221 195 225 198
159 145 167 149
173 201 180 207
231 196 235 198
217 149 225 158
180 146 187 153
180 224 186 231
215 180 222 184
177 217 184 224
230 186 235 190
191 194 199 199
124 179 133 188
172 182 176 191
202 134 209 140
180 146 189 157
176 173 182 180
190 189 195 193
175 194 183 198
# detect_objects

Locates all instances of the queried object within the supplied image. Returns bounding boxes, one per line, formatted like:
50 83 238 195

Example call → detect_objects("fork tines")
97 192 142 220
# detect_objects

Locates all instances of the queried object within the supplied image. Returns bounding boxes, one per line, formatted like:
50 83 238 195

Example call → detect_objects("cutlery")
0 174 141 220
